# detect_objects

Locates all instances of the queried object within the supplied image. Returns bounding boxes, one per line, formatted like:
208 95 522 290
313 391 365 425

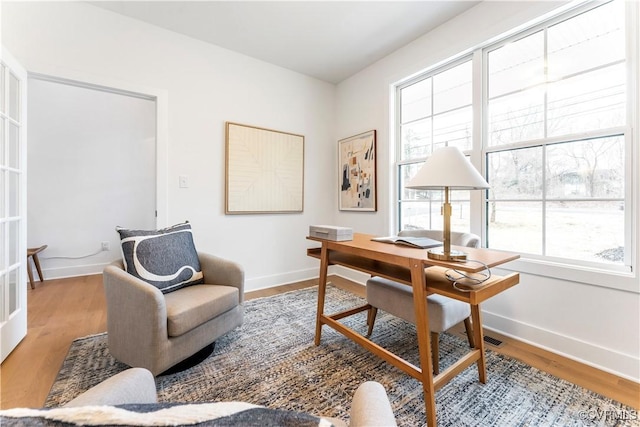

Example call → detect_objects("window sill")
496 256 638 294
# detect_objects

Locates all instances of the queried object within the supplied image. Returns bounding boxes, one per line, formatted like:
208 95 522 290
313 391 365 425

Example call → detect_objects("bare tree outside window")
485 0 626 265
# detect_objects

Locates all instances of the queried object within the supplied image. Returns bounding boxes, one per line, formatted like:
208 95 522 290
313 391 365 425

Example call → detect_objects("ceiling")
89 1 480 84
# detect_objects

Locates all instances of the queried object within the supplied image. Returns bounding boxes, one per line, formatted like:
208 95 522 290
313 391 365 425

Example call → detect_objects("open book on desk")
371 236 442 249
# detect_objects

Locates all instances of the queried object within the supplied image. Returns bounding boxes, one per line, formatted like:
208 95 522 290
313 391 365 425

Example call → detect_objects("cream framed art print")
225 122 304 214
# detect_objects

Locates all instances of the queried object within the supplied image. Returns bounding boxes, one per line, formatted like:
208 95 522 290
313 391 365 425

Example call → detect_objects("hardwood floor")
1 275 638 410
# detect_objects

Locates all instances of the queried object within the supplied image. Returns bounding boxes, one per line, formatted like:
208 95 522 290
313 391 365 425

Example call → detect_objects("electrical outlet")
101 241 110 251
179 175 189 188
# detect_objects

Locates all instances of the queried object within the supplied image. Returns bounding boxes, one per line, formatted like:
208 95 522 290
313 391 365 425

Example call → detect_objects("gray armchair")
367 230 479 374
103 252 244 376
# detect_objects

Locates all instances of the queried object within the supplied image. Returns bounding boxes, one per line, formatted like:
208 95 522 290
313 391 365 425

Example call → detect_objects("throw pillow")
116 222 204 294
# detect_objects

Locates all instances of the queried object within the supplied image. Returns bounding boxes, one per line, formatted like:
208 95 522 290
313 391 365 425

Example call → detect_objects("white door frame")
0 47 28 362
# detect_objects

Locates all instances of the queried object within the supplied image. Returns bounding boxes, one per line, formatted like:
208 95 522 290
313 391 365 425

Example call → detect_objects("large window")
395 0 634 274
486 0 627 268
398 59 473 232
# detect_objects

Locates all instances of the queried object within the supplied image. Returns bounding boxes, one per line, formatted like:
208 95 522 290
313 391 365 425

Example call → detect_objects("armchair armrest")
198 252 245 303
103 263 169 350
349 381 396 427
63 368 157 407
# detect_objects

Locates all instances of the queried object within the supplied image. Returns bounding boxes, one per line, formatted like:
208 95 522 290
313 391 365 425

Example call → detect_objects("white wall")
1 1 335 290
27 78 157 278
334 1 640 381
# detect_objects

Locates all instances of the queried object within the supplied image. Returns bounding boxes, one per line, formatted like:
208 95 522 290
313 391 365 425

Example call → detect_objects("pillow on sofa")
116 222 204 294
0 402 338 427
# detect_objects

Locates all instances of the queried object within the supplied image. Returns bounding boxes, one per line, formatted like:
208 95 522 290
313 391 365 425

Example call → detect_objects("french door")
0 48 28 362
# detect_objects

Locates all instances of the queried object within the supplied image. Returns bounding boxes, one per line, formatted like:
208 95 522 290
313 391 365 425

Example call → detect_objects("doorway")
27 75 157 279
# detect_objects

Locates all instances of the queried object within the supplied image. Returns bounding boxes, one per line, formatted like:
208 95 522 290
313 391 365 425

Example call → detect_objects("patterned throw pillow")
116 222 204 294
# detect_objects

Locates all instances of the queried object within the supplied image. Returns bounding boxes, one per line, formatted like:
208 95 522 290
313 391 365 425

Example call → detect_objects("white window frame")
393 0 639 293
395 55 476 234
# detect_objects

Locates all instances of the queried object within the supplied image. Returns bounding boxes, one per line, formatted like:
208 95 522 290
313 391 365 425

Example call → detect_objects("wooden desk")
307 233 519 427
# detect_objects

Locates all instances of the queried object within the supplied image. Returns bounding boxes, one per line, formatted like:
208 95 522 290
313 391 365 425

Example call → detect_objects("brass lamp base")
427 248 467 261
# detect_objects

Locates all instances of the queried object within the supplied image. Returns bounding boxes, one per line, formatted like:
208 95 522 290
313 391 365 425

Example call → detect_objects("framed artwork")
225 122 304 214
339 129 377 211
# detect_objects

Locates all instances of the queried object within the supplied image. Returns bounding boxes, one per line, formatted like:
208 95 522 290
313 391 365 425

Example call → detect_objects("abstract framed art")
338 129 377 211
225 122 304 214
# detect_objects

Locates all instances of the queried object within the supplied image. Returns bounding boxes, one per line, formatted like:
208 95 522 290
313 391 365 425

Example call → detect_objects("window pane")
0 171 5 218
547 64 625 136
9 122 19 169
548 1 625 78
401 78 431 123
487 201 543 254
488 88 544 146
400 197 470 232
433 106 472 151
400 201 441 231
9 220 18 265
400 119 432 161
546 136 624 199
488 31 544 98
9 171 19 217
0 225 5 270
0 118 5 166
450 199 471 232
546 201 624 264
434 61 472 113
9 72 19 121
9 268 18 315
0 64 5 114
487 147 543 199
0 275 4 321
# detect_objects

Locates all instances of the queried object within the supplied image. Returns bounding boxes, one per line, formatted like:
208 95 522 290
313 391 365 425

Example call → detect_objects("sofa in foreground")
0 368 397 426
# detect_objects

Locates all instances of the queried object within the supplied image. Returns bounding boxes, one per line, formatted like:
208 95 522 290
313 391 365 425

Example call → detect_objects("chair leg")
27 257 35 289
430 332 439 375
366 306 378 337
463 317 474 348
33 253 44 282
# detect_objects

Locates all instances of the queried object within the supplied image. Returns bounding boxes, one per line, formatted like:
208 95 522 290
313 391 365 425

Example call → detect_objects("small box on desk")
309 225 353 241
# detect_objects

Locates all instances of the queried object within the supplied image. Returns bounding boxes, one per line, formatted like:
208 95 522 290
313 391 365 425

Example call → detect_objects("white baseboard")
245 267 322 292
246 265 370 292
331 265 369 285
37 263 108 280
482 311 639 382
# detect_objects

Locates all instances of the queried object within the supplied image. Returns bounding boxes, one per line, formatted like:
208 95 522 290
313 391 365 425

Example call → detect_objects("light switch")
179 175 189 188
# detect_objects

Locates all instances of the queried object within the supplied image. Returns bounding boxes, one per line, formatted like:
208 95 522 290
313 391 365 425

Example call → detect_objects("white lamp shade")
405 146 490 190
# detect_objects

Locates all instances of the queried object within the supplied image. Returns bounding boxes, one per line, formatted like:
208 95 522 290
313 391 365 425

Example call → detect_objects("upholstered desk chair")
366 229 479 374
103 252 244 376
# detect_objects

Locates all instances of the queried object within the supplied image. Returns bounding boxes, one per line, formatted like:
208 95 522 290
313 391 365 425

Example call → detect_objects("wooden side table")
27 245 48 289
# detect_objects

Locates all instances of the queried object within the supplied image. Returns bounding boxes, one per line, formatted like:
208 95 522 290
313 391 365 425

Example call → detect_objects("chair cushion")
165 284 239 337
366 277 470 333
116 222 204 294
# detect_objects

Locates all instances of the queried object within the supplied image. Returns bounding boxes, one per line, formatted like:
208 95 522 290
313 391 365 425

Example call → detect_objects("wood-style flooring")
1 274 638 410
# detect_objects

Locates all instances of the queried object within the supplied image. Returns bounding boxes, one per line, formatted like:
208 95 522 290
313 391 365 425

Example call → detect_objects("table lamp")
405 146 489 261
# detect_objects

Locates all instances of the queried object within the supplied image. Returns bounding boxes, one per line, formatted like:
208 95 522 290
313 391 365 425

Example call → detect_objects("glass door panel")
0 47 27 362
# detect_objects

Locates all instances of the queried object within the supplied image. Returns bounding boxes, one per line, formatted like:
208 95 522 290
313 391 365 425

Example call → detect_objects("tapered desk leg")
314 245 329 346
410 260 437 427
471 304 487 383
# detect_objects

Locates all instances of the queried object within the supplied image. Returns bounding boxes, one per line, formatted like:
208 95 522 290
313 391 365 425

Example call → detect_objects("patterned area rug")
46 285 637 426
